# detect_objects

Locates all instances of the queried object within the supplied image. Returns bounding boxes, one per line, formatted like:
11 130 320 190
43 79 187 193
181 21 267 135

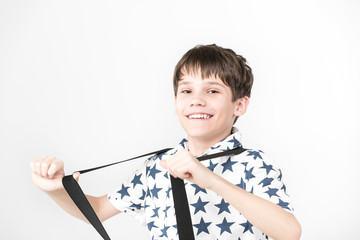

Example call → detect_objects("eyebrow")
178 80 226 89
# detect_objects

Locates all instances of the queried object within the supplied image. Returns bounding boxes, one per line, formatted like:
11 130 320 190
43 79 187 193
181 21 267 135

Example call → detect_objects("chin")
186 128 215 140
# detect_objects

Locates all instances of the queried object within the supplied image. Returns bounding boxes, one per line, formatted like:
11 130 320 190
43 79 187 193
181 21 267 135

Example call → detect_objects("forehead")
178 73 226 88
178 66 226 86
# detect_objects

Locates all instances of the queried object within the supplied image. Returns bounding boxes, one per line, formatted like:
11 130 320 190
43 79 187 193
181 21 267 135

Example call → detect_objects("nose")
189 92 206 107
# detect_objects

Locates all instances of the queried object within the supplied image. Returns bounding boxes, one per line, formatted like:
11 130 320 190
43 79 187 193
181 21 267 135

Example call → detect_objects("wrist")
207 172 225 192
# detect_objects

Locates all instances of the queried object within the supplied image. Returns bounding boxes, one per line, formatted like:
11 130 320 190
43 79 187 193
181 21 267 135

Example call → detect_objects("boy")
31 44 301 239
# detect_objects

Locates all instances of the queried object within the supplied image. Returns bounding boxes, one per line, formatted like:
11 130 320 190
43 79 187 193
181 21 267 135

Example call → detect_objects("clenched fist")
30 156 80 192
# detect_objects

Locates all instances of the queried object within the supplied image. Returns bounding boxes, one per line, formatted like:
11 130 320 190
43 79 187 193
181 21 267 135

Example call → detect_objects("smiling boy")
31 44 301 239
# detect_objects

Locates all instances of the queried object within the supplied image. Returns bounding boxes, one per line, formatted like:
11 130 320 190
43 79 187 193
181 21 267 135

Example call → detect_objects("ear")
233 96 250 117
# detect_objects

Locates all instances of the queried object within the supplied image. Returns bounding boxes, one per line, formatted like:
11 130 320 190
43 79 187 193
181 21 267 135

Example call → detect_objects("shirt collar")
174 127 243 157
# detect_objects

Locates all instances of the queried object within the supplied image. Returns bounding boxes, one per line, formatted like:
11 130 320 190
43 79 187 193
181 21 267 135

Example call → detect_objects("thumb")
72 172 81 182
160 160 168 170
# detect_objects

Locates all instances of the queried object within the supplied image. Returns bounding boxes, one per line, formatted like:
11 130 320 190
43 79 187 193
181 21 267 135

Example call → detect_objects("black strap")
62 148 171 240
170 176 195 240
62 147 247 240
169 147 248 240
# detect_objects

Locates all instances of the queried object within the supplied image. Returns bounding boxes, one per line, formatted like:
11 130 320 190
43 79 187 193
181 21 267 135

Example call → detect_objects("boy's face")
175 71 246 144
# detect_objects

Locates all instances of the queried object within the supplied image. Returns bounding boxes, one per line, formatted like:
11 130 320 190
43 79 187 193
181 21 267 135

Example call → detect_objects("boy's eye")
181 90 191 94
208 89 219 94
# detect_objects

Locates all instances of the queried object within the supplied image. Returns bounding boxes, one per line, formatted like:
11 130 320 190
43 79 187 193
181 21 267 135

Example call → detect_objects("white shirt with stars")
108 129 294 240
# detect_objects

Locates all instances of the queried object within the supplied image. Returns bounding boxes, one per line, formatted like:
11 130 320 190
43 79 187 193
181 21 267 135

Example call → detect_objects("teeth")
188 114 211 119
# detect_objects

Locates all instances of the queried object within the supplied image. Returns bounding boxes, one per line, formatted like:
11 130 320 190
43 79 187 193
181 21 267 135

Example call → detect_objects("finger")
73 172 81 182
30 160 36 172
167 168 178 179
183 172 191 179
41 157 55 178
48 159 64 178
33 156 47 175
159 160 167 169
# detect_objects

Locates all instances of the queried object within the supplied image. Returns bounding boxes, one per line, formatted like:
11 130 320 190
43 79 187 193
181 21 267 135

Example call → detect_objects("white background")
1 0 359 239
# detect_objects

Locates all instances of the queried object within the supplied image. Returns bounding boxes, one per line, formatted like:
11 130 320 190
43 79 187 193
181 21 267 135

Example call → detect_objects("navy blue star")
247 150 263 160
245 167 255 181
131 173 143 188
278 169 283 180
265 187 279 198
130 202 142 210
163 205 171 217
117 184 130 199
151 206 160 218
224 146 232 152
150 183 162 199
210 144 221 149
240 220 254 234
166 187 172 198
207 160 218 172
259 177 274 187
216 217 235 235
146 187 152 198
260 161 273 175
160 225 170 238
236 177 246 190
157 152 166 160
164 172 169 179
278 199 291 211
191 184 207 195
147 221 158 231
139 189 146 200
179 138 187 147
215 199 231 214
241 161 249 169
146 165 151 176
194 217 212 235
228 136 241 148
221 157 237 173
148 165 162 180
191 196 209 214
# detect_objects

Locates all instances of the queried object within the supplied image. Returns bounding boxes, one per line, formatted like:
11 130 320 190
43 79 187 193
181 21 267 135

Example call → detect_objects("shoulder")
238 149 283 177
241 149 278 165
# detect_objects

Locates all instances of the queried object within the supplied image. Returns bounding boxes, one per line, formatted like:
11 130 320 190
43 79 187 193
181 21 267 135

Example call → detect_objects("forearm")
47 188 92 223
31 157 120 223
47 189 120 223
210 174 301 240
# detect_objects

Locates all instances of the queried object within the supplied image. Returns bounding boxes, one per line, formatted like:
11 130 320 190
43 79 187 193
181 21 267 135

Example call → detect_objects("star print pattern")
221 157 237 173
194 217 212 235
216 217 235 235
131 173 143 188
191 196 210 214
215 199 231 214
107 129 294 239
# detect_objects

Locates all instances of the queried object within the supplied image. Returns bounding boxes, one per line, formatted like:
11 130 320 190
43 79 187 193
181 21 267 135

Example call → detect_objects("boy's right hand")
31 156 79 192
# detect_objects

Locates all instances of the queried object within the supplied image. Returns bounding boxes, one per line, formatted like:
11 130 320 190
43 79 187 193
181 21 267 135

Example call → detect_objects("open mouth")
187 113 213 119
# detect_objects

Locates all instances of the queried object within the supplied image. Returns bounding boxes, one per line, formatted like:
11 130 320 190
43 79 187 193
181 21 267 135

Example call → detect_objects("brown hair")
173 44 254 101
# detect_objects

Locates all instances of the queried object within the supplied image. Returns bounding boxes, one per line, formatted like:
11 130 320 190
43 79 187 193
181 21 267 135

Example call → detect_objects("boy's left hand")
160 149 216 189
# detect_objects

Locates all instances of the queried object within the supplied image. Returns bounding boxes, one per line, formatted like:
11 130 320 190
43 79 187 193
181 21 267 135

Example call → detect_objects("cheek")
174 100 183 116
214 100 237 117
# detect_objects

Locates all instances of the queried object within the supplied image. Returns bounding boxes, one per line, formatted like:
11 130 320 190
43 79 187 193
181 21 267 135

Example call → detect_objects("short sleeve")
107 159 150 224
243 150 294 213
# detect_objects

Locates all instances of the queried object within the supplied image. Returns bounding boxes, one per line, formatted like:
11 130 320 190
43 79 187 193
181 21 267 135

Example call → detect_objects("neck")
187 129 233 156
